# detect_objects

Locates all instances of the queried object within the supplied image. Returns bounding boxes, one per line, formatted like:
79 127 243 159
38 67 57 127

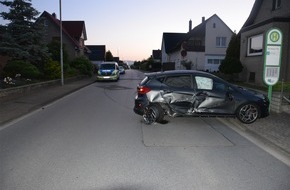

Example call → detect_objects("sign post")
263 28 283 103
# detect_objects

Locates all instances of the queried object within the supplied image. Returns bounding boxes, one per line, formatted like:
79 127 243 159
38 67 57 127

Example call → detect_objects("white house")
161 15 233 72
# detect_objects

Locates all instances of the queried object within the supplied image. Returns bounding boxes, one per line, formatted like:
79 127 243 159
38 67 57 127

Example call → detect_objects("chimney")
202 16 205 23
189 19 192 32
52 12 57 18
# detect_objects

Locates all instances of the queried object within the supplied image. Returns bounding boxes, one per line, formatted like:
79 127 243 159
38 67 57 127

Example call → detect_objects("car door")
161 74 195 114
193 75 235 114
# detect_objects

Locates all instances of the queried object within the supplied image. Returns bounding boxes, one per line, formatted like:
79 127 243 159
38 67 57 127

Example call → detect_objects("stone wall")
271 92 290 113
0 76 85 101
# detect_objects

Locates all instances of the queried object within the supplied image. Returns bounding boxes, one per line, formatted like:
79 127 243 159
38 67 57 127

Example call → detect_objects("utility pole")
59 0 64 85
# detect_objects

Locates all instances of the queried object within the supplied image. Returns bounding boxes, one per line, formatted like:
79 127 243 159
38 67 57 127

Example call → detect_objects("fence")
271 80 290 113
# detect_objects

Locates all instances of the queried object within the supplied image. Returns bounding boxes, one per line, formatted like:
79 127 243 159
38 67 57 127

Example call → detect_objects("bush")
70 56 93 77
273 81 290 92
43 59 61 80
64 67 78 78
3 60 41 79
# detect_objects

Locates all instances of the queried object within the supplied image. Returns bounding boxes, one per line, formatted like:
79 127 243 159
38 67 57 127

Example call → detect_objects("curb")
218 118 290 167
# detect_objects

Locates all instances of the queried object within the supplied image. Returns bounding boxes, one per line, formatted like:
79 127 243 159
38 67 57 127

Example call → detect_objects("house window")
272 0 281 10
208 59 221 64
216 37 226 47
213 23 216 28
247 34 263 56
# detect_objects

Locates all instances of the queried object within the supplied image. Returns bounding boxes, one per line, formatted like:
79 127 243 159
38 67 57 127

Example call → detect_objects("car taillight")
137 86 151 95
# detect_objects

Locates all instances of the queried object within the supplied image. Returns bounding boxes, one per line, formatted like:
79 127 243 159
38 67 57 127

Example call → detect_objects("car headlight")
264 95 269 103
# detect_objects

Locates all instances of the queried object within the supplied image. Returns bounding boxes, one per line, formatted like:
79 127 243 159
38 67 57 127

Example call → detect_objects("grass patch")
273 81 290 92
233 81 290 93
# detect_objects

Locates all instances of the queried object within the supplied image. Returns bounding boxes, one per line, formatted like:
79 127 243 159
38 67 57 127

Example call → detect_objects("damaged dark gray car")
133 70 269 124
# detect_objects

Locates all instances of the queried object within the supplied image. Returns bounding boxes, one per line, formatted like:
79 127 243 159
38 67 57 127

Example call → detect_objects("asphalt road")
1 70 290 190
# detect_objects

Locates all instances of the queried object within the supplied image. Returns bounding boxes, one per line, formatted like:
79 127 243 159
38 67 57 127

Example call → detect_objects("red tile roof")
39 11 88 51
63 21 87 40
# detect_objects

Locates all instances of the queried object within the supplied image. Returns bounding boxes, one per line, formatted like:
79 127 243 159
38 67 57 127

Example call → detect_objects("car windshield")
100 64 115 69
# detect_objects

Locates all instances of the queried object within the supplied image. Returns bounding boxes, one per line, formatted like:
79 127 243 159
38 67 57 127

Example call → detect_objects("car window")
101 64 115 69
213 80 226 92
163 75 192 88
195 76 213 90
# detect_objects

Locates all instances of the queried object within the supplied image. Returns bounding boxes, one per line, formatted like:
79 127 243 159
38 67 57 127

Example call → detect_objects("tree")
70 56 93 77
0 0 49 67
219 33 243 80
105 50 114 61
47 39 68 64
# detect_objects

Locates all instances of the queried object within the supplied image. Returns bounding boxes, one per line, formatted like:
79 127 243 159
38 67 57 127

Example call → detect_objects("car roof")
145 70 216 77
101 62 118 65
144 70 238 89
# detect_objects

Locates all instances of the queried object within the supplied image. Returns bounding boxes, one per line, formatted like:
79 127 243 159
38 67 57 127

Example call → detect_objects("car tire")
236 103 260 124
143 104 164 125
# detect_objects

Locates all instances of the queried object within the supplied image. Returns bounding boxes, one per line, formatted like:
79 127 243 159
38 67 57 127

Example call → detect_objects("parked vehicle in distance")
134 70 269 124
96 62 120 81
119 66 125 74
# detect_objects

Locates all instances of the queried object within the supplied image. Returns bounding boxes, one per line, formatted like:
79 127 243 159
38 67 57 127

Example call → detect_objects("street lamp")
59 0 64 85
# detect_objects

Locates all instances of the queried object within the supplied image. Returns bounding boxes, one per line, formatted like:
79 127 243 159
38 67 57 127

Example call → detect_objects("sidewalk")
221 112 290 165
0 76 95 127
0 76 290 163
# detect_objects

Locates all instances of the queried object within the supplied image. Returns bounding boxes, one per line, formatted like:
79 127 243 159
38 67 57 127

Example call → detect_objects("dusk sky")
2 0 255 61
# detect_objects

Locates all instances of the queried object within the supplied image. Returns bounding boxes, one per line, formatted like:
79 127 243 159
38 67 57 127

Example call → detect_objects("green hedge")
70 56 93 77
3 60 41 79
43 59 61 80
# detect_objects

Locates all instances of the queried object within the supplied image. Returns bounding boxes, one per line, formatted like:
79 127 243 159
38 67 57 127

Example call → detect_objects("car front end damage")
237 86 270 118
256 95 270 118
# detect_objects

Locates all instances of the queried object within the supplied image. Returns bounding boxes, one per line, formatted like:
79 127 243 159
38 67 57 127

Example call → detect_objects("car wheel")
236 103 260 124
143 104 164 125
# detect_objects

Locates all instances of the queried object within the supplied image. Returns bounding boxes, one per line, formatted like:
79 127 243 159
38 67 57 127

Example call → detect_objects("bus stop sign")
263 28 282 86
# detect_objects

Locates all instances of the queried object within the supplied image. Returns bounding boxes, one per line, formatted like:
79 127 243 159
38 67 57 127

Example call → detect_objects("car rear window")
100 64 115 69
163 75 192 88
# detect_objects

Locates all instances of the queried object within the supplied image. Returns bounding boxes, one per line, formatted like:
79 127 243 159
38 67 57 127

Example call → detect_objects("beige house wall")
44 17 84 62
240 0 290 85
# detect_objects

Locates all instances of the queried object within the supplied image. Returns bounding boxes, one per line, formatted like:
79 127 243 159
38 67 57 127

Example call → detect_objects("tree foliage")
3 60 41 79
0 0 49 66
105 50 114 61
43 59 61 80
70 56 93 77
47 39 68 64
219 33 243 76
